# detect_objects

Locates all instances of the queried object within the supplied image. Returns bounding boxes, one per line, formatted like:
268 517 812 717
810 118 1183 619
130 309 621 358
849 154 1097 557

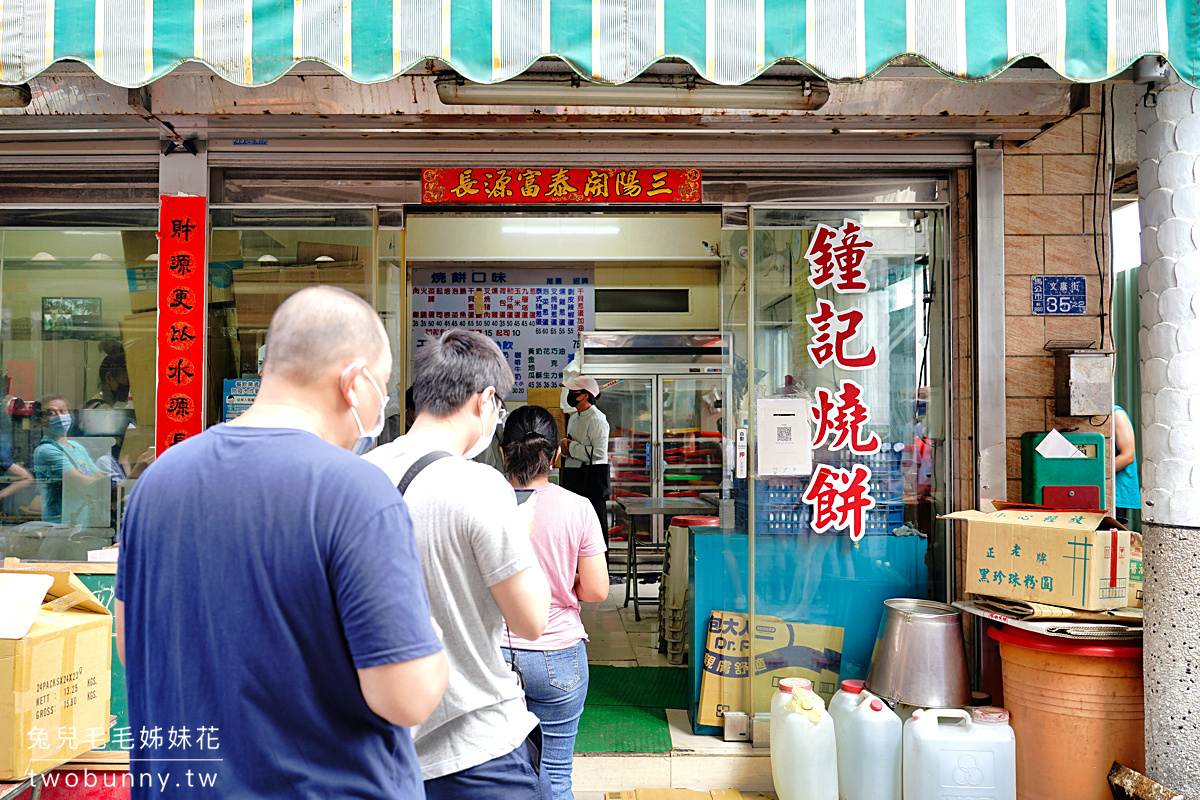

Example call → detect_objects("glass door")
741 206 949 714
661 375 726 498
592 376 656 547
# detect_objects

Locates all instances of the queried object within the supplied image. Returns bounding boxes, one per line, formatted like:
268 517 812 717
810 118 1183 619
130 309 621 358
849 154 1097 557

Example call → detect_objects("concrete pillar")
1135 64 1200 794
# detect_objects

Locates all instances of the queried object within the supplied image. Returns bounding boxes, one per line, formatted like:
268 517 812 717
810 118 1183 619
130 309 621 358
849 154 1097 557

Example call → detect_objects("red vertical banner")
156 195 207 454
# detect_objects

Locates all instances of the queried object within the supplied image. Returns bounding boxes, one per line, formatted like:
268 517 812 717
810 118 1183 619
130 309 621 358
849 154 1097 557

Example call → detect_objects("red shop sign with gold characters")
156 195 207 454
422 167 702 204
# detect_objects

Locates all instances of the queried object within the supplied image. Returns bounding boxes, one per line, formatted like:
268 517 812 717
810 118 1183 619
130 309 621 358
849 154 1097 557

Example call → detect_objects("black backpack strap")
397 450 452 495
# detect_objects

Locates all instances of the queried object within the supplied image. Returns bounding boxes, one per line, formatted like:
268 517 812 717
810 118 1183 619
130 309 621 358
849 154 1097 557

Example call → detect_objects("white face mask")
464 389 502 459
346 364 387 455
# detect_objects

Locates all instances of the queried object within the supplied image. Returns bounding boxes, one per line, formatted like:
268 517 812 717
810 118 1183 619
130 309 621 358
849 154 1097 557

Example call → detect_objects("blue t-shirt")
116 425 442 799
1114 405 1142 510
32 437 99 523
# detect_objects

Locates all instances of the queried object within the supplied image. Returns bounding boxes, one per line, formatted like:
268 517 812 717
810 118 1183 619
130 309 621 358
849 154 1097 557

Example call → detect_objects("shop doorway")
400 199 950 749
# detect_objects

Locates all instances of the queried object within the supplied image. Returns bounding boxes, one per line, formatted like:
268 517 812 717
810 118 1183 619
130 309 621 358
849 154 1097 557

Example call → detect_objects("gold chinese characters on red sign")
156 195 207 453
422 168 702 204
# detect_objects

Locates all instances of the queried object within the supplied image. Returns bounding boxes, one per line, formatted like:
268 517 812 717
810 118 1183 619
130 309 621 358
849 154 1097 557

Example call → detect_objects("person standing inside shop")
32 395 107 525
1114 404 1142 526
559 375 611 549
115 286 448 800
500 405 609 800
365 329 552 800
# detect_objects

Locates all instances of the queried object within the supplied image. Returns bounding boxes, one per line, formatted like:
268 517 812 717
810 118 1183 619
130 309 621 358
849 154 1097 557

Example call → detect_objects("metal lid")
840 679 865 694
970 706 1011 724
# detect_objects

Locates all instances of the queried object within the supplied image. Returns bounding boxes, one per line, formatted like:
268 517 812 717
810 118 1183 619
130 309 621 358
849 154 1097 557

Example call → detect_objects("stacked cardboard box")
0 569 113 780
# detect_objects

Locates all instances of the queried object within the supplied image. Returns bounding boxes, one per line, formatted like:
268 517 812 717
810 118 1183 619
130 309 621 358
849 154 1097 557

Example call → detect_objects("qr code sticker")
776 426 792 443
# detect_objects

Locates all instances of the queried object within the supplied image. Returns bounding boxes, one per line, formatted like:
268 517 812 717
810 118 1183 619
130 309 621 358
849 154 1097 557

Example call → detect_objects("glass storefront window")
208 207 379 425
0 217 158 560
729 206 948 715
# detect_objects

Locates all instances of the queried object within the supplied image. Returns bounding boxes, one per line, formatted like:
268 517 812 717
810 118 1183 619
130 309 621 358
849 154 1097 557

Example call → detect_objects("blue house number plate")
1031 275 1087 315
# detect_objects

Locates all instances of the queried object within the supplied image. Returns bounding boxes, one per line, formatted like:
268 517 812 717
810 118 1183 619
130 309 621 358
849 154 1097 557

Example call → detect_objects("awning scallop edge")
0 0 1195 89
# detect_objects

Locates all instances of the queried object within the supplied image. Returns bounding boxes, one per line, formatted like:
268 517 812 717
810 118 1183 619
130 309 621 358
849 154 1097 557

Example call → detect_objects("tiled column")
1135 63 1200 794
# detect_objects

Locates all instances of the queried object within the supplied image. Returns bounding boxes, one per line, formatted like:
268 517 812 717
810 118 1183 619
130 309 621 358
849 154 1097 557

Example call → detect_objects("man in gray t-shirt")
366 330 551 800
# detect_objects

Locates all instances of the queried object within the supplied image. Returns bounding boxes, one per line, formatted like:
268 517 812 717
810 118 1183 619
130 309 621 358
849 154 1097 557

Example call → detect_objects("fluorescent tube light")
501 223 621 235
437 75 828 111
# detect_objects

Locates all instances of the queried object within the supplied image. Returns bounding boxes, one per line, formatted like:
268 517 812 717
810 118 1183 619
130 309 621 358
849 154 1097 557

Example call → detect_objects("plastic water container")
829 679 865 731
772 677 814 722
828 679 865 799
771 684 838 800
903 707 1016 800
841 693 901 800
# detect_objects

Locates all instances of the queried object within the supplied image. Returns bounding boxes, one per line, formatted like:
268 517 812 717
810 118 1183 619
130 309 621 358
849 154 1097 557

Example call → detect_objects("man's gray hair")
413 329 513 417
263 286 388 380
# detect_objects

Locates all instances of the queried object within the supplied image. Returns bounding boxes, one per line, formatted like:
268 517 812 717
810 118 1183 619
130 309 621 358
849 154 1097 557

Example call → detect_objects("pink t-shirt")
505 483 607 651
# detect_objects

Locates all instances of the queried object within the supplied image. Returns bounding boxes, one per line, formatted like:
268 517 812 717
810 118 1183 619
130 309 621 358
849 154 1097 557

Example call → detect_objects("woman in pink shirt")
501 405 609 800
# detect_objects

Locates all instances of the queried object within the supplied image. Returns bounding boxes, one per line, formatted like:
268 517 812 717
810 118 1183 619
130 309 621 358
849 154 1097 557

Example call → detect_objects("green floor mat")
586 665 688 710
573 705 673 753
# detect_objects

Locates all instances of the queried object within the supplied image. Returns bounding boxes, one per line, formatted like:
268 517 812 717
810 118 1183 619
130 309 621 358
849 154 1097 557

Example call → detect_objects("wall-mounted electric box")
1053 350 1113 417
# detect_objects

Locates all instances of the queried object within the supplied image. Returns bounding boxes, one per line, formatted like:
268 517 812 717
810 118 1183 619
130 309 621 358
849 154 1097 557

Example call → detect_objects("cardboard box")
1129 532 1143 609
945 508 1131 611
697 610 843 727
0 569 113 779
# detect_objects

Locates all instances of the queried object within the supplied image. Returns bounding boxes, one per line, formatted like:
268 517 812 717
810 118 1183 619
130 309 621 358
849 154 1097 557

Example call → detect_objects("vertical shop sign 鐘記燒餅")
800 220 881 541
411 269 595 401
156 195 207 453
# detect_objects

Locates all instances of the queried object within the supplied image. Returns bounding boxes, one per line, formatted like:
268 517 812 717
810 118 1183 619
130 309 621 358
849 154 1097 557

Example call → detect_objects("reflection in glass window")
734 208 948 711
208 214 378 428
0 226 158 560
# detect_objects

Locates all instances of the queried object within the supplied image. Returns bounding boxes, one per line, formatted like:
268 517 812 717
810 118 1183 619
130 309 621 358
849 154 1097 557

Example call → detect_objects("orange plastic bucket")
987 626 1143 800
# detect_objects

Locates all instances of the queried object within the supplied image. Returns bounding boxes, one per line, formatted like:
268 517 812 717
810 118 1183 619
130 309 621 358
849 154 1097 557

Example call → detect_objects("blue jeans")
503 641 589 800
424 734 551 800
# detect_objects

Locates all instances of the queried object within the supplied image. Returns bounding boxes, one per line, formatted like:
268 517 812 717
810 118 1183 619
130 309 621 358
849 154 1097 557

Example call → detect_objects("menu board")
411 269 595 400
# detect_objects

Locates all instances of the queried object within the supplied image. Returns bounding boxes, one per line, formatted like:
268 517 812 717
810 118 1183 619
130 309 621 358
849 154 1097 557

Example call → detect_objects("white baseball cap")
563 375 601 397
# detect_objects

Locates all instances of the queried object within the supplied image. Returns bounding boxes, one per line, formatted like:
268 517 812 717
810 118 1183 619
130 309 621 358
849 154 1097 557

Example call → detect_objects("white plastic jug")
771 684 838 800
829 679 865 732
903 707 1016 800
828 679 865 800
772 677 814 722
841 692 901 800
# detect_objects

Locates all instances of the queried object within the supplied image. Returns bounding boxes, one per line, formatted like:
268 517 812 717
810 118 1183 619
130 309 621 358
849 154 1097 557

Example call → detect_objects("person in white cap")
559 375 611 551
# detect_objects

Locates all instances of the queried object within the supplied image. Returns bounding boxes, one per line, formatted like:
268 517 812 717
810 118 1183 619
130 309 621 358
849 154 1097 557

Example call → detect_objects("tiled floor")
574 581 776 796
580 580 674 668
572 710 773 794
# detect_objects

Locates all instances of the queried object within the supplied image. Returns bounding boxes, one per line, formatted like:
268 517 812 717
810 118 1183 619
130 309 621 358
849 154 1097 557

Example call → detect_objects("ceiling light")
31 252 56 261
437 74 829 111
501 223 621 236
89 253 113 261
258 254 279 263
314 255 335 262
145 253 159 262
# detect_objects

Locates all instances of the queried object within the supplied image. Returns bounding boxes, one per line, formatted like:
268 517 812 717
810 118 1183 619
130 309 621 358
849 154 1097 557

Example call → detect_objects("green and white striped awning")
0 0 1195 88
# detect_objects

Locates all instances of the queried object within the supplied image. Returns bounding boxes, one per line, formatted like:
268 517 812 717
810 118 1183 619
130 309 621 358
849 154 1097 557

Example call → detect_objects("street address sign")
1031 275 1087 315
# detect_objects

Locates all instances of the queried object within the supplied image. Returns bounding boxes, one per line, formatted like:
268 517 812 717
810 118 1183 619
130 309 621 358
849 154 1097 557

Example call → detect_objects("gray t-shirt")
364 434 541 779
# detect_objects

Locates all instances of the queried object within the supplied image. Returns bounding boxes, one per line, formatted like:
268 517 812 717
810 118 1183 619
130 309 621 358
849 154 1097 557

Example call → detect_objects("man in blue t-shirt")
116 286 447 799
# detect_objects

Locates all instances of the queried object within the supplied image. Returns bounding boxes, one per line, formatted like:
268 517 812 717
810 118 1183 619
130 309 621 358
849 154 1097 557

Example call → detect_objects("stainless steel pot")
865 598 970 708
